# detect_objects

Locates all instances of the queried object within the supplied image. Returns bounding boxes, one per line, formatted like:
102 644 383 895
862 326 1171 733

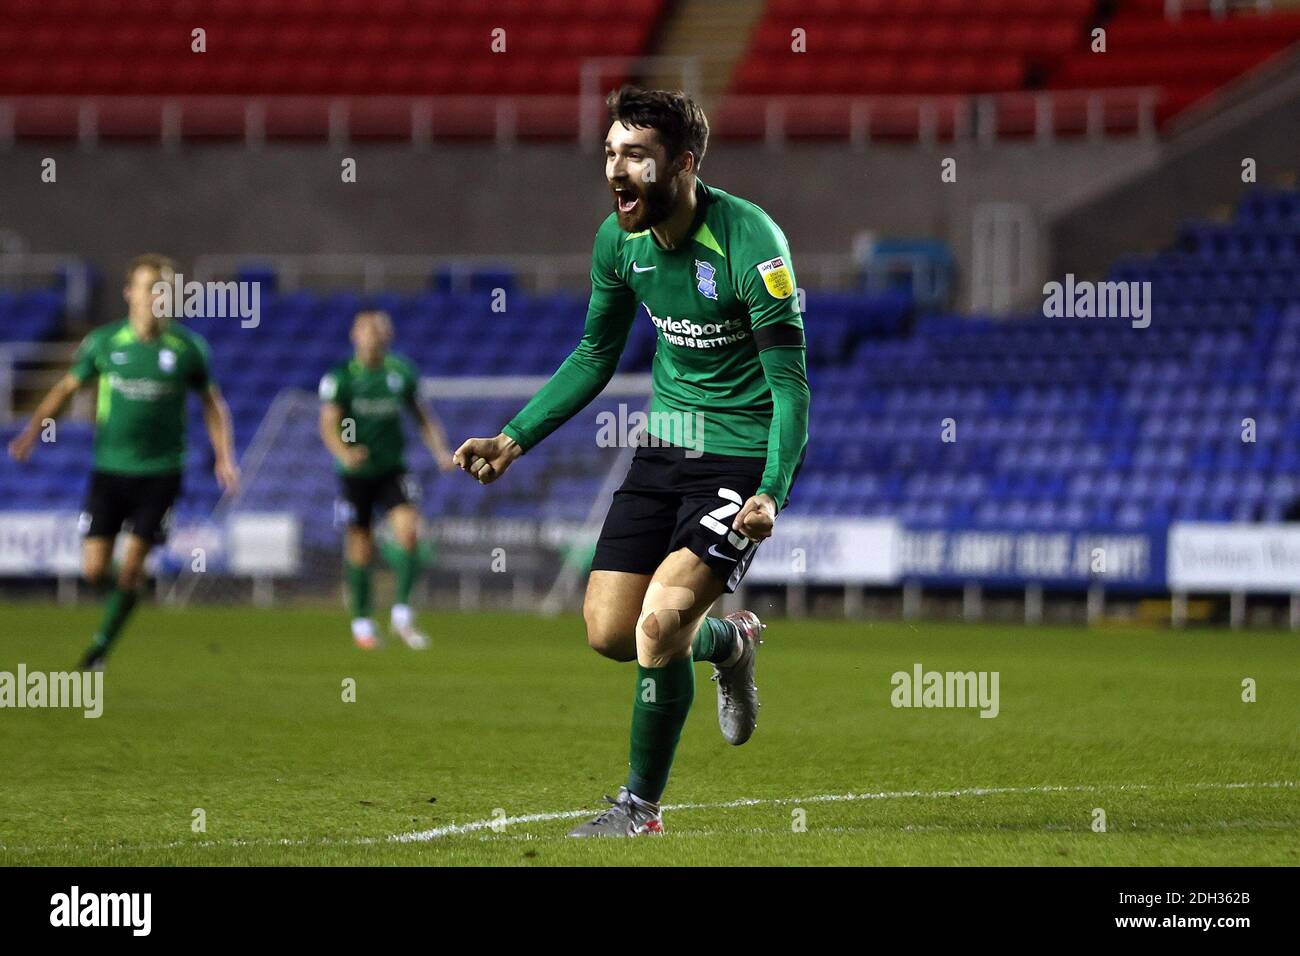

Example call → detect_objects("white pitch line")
1 780 1294 855
471 817 1300 843
388 780 1298 842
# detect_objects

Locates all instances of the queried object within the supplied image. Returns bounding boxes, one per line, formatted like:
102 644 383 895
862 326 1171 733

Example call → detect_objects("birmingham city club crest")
695 260 718 300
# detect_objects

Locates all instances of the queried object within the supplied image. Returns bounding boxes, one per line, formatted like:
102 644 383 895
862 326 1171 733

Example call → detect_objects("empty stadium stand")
0 289 63 343
724 0 1300 137
1047 0 1300 123
0 0 665 95
0 0 665 139
732 0 1094 97
3 0 1297 141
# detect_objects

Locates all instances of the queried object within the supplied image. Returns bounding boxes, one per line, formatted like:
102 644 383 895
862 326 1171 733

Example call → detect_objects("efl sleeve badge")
756 257 794 299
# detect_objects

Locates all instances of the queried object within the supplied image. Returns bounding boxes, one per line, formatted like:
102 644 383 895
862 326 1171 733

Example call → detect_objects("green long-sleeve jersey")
69 319 213 475
503 179 810 507
319 354 421 478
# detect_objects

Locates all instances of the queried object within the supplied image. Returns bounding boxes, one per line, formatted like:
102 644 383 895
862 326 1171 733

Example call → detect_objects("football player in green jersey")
454 88 810 836
319 310 455 650
7 254 239 670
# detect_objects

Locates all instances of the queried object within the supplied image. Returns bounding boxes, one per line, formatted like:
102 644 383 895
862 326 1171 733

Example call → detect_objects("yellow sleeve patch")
756 257 794 299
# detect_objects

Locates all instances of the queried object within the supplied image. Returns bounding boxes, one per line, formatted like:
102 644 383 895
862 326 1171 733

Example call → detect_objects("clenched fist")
732 493 777 542
452 433 522 485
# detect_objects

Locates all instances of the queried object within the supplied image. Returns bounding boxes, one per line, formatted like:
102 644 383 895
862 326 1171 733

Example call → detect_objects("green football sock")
691 617 738 664
346 562 372 619
626 659 695 803
89 587 139 655
390 548 419 606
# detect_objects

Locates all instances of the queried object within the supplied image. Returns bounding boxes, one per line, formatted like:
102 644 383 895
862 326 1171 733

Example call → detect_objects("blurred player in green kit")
319 310 455 650
7 253 240 670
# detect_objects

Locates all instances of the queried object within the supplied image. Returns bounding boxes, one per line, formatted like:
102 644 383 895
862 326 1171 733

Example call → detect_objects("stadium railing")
1161 0 1276 19
0 88 1165 149
190 251 868 293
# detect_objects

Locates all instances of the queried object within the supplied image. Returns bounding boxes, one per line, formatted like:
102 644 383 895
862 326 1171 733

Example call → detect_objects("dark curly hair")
606 85 709 170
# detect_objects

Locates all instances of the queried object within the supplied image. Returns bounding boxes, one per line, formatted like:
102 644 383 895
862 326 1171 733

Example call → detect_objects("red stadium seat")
728 0 1299 135
2 0 1292 142
0 0 667 104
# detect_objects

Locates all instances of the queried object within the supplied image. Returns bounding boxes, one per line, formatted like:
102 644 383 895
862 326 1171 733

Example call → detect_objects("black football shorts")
80 469 183 545
592 442 770 592
337 470 420 529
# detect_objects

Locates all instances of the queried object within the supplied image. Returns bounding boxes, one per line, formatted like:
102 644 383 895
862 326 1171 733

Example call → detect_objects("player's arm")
735 342 810 540
319 399 367 471
7 327 104 462
400 363 455 471
409 398 456 472
199 384 240 493
318 369 368 470
732 244 811 542
187 334 239 493
6 372 83 462
455 221 637 484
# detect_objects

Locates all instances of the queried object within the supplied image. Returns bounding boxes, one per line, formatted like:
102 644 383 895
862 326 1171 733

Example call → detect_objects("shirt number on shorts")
700 488 751 551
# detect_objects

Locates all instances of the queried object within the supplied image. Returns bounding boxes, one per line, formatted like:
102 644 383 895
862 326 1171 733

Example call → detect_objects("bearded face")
611 173 680 232
605 121 686 233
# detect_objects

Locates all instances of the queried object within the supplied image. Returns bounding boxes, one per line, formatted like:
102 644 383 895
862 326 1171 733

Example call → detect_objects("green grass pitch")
1 601 1297 866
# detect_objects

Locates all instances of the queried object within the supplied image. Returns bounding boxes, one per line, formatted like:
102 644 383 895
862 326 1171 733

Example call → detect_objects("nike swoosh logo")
707 545 737 563
631 262 656 273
